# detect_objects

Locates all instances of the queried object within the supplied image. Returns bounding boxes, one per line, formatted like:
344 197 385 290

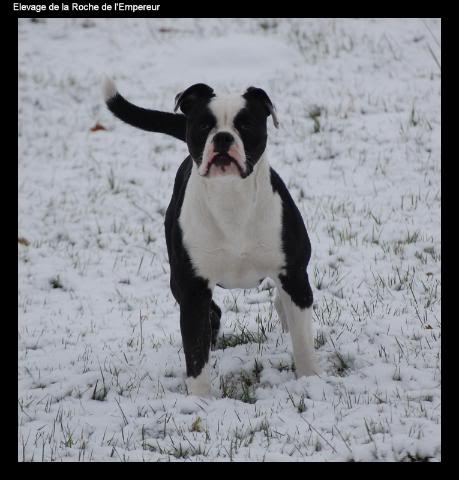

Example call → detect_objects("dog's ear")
174 83 215 115
243 87 279 128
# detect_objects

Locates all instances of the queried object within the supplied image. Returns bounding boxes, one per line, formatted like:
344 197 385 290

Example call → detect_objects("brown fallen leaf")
90 122 107 132
18 237 30 246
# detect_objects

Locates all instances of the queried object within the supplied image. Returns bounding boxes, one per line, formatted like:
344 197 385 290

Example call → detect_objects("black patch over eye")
238 121 251 131
235 115 253 132
198 118 214 130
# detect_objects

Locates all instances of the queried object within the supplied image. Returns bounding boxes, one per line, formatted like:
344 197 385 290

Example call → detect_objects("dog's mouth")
204 153 244 177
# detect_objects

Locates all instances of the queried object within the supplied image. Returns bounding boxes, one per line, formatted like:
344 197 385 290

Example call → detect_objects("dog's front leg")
179 283 213 397
274 289 289 333
276 273 319 377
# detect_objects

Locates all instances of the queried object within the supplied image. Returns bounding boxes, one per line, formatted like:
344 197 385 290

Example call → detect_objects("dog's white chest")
179 159 284 289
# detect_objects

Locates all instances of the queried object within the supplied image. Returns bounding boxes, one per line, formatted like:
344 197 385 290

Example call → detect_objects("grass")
308 106 322 133
49 275 64 289
330 351 351 377
107 167 121 194
220 370 258 404
285 388 308 413
91 379 109 401
215 318 268 350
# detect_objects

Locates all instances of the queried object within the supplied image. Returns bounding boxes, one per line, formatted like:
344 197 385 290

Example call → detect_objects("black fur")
164 157 221 378
243 86 279 128
106 92 187 142
174 83 215 115
184 105 217 167
269 168 313 309
233 101 269 177
243 87 275 118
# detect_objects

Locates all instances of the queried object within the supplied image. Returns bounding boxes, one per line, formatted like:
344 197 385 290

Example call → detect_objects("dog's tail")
103 77 186 142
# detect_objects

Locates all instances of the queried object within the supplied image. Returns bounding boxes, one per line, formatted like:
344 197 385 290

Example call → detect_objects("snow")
18 18 441 462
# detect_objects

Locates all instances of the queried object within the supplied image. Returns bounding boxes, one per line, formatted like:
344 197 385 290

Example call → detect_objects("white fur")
209 95 246 130
186 362 211 397
276 285 318 377
199 96 247 176
179 154 284 290
102 76 117 101
274 290 289 333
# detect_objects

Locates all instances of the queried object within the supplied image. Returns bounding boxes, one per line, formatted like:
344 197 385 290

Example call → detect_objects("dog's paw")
296 363 322 378
187 381 212 398
102 76 118 102
186 365 212 398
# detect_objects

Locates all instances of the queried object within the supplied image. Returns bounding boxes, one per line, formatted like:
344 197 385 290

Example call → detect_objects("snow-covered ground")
18 18 441 462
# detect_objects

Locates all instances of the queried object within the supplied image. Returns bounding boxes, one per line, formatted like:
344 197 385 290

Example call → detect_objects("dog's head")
174 84 279 179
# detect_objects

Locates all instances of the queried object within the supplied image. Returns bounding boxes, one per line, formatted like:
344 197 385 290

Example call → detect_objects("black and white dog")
104 79 318 396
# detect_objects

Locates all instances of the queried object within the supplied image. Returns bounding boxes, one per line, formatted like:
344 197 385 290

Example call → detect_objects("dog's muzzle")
200 132 246 178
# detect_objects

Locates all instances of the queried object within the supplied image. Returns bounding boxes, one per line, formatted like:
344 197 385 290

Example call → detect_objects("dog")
103 79 318 396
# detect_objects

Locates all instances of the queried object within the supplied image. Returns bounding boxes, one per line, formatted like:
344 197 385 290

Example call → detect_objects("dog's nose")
213 132 234 153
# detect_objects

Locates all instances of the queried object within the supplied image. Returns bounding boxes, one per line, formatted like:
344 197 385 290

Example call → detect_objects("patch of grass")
308 106 322 133
392 366 402 382
315 330 327 348
330 351 351 377
190 417 203 433
312 265 346 291
91 381 109 401
216 323 267 350
423 245 440 261
91 370 109 401
405 230 420 244
399 452 433 462
220 370 258 404
252 358 263 382
286 388 308 413
313 296 343 327
409 104 420 127
143 438 210 459
259 20 278 31
107 167 120 194
49 275 64 289
269 358 295 372
327 223 359 247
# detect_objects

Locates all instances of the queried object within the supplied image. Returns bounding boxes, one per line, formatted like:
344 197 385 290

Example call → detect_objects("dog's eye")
198 120 212 130
238 122 251 131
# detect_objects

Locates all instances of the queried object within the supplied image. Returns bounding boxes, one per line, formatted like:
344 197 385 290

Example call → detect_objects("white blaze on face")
199 95 247 177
